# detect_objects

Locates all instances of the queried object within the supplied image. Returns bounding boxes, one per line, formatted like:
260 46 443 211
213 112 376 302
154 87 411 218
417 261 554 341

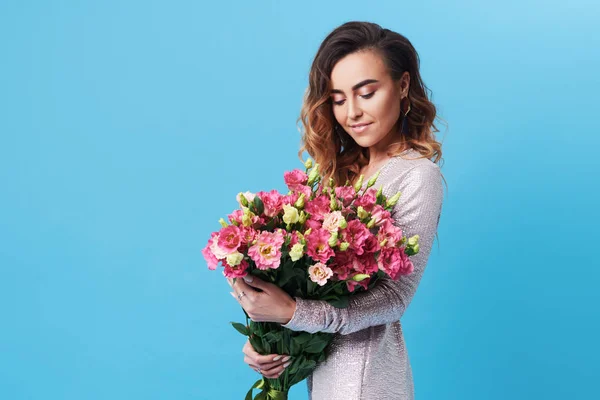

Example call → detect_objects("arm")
281 163 444 335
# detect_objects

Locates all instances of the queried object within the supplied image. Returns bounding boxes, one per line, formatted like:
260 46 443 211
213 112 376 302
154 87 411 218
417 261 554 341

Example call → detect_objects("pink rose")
248 229 285 270
284 169 309 190
356 252 379 274
362 234 381 254
281 192 299 206
217 225 242 255
339 219 370 255
354 187 378 212
305 227 335 263
223 258 249 278
240 226 258 245
228 209 244 225
304 195 330 221
377 219 404 248
201 232 221 270
257 190 284 218
377 247 413 280
370 205 391 226
335 186 356 207
295 185 312 200
304 218 322 231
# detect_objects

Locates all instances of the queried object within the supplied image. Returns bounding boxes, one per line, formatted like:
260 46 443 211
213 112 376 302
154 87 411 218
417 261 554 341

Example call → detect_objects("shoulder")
386 149 442 186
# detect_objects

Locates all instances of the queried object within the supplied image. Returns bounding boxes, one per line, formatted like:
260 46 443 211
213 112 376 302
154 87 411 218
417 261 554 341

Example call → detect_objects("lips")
350 122 372 133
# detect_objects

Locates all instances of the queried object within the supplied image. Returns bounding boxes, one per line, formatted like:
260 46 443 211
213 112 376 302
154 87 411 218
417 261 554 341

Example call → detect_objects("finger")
243 339 286 364
234 279 258 300
261 363 287 378
242 275 272 292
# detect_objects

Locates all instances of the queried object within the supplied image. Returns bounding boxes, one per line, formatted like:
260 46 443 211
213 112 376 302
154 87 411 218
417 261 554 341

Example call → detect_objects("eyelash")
333 91 375 106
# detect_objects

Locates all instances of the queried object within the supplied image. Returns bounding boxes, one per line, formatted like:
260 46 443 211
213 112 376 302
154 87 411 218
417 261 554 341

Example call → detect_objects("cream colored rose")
226 251 244 266
289 243 304 262
282 204 300 224
308 262 333 286
322 211 345 233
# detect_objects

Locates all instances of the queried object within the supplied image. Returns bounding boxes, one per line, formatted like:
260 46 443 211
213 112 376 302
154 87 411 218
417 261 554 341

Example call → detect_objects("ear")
400 71 410 94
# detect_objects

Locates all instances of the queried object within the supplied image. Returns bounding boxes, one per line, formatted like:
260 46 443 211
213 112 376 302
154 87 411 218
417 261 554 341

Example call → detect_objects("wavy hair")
297 21 447 187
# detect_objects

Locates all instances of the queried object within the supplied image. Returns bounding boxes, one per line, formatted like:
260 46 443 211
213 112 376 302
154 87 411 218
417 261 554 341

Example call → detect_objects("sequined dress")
281 149 444 400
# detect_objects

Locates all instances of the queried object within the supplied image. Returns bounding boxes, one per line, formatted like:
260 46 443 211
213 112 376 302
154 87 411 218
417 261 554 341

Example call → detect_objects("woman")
228 21 446 400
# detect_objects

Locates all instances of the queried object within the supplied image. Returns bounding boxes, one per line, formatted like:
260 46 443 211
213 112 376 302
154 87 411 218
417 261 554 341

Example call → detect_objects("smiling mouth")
350 122 372 132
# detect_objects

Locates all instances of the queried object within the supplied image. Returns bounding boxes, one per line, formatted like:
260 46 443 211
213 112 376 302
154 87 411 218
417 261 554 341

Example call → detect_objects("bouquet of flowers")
202 158 420 400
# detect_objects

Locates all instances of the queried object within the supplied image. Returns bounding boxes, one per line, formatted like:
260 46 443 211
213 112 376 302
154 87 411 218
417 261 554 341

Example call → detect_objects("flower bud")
297 231 306 245
330 195 338 211
237 192 249 207
242 208 254 227
328 231 338 247
366 170 380 188
307 163 320 186
298 211 307 224
386 192 402 207
294 193 306 209
366 218 376 229
357 206 369 220
329 177 335 188
352 273 370 282
339 242 350 251
353 174 364 192
304 158 313 169
407 235 420 247
219 218 228 227
339 217 347 229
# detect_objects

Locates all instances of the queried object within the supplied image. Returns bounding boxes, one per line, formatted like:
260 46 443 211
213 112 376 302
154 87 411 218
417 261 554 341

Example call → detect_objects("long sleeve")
281 162 444 335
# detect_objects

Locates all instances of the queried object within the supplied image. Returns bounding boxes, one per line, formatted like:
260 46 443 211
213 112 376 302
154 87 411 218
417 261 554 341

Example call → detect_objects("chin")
352 136 380 148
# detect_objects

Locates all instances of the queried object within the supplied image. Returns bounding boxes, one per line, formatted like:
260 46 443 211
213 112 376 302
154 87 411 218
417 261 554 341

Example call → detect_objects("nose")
347 98 362 120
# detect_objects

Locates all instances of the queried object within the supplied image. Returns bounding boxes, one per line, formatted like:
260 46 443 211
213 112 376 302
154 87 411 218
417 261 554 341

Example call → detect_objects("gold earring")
401 96 411 116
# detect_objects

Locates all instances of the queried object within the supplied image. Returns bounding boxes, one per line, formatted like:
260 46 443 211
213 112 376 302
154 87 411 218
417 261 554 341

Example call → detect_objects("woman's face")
330 50 409 150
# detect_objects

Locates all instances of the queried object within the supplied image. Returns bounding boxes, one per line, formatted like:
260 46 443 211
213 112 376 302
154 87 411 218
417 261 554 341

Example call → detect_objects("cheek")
371 95 400 129
332 107 345 126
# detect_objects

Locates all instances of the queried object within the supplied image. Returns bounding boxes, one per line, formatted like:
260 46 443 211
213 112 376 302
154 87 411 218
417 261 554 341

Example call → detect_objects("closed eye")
333 91 375 106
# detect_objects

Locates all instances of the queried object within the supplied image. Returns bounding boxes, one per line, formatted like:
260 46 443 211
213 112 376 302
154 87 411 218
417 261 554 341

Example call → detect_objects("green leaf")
253 196 265 215
304 340 329 354
231 322 249 336
264 331 282 343
249 335 265 354
292 333 313 345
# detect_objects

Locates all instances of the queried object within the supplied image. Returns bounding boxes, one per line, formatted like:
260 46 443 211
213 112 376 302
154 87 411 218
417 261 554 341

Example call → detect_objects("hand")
242 338 292 379
227 275 297 324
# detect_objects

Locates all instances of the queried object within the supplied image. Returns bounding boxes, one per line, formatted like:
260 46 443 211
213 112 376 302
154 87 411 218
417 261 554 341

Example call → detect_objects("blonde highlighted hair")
296 21 447 187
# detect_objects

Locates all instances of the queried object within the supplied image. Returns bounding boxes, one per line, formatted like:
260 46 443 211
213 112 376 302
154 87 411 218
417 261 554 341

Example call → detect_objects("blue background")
1 1 598 399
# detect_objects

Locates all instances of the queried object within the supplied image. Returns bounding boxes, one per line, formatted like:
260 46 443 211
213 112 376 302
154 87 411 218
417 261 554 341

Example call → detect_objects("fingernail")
229 292 236 299
227 279 232 287
283 361 291 368
243 275 254 283
281 355 291 362
273 355 282 361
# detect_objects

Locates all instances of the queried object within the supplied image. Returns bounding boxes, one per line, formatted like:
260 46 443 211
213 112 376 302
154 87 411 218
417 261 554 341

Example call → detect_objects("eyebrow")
331 79 379 95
